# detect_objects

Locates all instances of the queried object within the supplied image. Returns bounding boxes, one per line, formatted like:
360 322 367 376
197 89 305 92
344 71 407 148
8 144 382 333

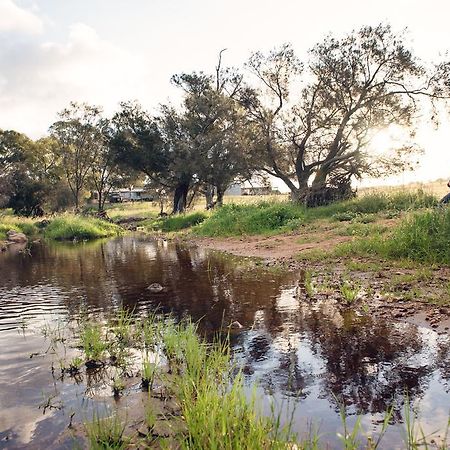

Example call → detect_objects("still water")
0 236 449 448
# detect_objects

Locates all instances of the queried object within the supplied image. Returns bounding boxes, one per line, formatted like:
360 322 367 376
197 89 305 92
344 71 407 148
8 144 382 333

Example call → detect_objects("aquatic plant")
141 357 158 391
85 411 129 450
111 374 125 397
80 322 108 361
339 280 359 304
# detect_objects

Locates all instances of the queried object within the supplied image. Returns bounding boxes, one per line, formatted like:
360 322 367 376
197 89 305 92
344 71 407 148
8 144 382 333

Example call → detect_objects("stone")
6 230 27 244
147 283 164 293
230 320 243 329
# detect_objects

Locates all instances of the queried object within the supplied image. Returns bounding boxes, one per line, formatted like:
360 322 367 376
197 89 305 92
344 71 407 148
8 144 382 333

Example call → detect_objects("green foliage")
194 191 436 237
195 202 305 236
311 190 437 219
0 216 38 239
150 212 207 232
44 215 121 241
339 280 360 304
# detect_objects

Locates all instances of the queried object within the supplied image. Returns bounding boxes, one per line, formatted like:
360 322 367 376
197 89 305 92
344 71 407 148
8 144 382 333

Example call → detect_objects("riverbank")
0 213 122 247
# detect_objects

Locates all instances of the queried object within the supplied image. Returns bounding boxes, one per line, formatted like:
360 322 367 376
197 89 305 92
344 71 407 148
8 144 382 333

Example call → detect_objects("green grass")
148 211 207 232
0 215 39 239
309 190 437 220
43 215 122 241
80 322 108 361
46 310 450 449
85 411 129 450
194 191 437 237
194 202 304 236
338 206 450 265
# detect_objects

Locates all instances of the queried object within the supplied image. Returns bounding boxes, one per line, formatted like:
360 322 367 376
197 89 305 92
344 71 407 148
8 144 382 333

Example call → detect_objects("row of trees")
1 24 449 216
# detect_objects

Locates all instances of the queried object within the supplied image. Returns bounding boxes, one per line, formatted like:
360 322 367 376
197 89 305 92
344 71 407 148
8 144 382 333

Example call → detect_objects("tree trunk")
205 185 215 209
74 189 80 212
172 182 190 214
98 191 103 212
216 189 224 207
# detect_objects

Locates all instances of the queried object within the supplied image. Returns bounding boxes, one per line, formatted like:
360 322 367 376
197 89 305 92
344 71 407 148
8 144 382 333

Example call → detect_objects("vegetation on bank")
192 191 437 237
337 206 450 265
0 213 121 242
43 215 122 241
147 211 207 232
41 310 449 449
0 213 39 240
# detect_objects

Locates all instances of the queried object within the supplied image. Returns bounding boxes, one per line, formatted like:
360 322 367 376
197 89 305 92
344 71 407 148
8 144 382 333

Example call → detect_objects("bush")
44 215 122 241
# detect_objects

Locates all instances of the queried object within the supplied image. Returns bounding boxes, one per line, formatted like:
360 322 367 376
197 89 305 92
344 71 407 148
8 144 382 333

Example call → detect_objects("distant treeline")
1 23 449 216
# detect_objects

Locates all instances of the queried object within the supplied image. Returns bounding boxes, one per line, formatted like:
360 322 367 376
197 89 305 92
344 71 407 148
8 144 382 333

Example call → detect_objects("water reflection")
1 236 449 448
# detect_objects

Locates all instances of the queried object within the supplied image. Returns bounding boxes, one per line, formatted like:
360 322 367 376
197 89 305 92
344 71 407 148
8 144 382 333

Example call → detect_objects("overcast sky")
1 0 449 186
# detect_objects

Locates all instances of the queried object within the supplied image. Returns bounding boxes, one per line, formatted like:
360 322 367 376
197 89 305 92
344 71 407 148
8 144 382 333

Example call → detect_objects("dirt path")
193 230 351 260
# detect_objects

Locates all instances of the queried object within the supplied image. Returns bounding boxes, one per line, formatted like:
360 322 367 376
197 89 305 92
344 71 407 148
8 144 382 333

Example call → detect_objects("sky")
0 0 449 188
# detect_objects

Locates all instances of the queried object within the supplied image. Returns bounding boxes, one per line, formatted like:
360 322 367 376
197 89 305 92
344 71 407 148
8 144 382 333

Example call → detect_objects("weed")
340 280 360 304
304 270 314 298
80 322 108 361
111 374 125 397
85 411 128 450
109 309 134 346
63 356 83 375
142 356 158 390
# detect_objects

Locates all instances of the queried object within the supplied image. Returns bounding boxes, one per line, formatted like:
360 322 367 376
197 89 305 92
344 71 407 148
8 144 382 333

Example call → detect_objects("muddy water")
0 236 449 449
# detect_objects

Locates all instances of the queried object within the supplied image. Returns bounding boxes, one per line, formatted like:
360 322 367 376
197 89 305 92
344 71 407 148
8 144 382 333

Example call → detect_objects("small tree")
50 102 104 210
0 131 60 215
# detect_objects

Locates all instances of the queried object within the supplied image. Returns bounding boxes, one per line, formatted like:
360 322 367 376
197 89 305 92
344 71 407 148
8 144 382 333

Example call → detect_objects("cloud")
0 0 43 34
0 22 156 137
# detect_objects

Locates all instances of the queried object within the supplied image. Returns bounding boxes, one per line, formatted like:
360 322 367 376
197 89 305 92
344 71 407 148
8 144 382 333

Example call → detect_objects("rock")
147 283 164 293
6 230 27 243
230 320 243 329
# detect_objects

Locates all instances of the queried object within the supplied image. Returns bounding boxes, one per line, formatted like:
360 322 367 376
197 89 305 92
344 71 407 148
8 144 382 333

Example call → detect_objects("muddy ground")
180 228 450 335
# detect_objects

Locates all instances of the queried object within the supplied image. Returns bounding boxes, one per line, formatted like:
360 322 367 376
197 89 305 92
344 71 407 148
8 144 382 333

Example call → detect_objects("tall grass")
171 322 296 449
148 211 207 232
84 411 129 450
385 206 450 264
44 215 121 241
195 202 304 236
194 191 437 237
338 206 450 265
0 216 38 239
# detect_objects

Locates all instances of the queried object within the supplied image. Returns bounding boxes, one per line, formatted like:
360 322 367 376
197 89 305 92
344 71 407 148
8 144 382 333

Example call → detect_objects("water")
0 236 449 448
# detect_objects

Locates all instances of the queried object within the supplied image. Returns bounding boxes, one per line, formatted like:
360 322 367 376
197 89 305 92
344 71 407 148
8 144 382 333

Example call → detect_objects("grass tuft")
44 215 122 241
